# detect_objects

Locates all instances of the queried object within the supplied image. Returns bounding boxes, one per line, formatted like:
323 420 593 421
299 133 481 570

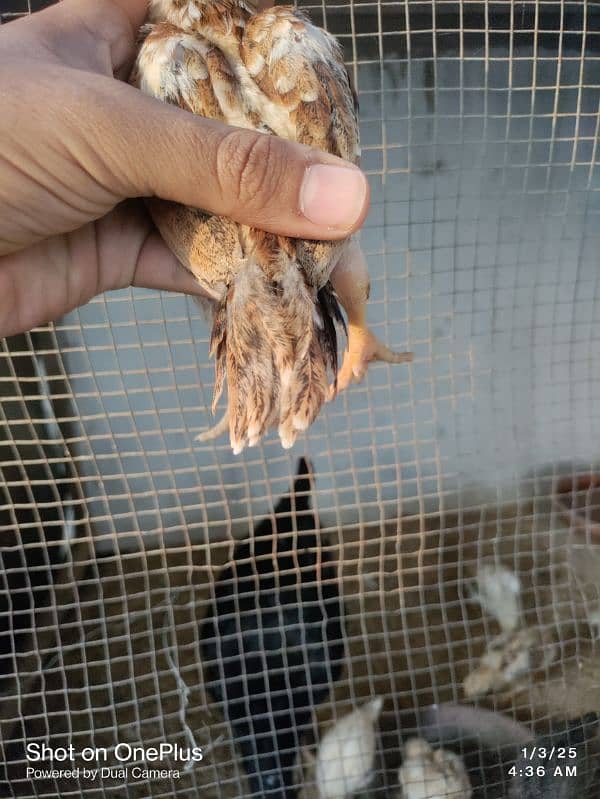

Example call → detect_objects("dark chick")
509 713 600 799
200 457 346 798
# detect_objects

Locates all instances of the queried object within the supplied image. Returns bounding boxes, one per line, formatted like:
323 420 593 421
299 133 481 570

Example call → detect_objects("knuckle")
217 131 281 211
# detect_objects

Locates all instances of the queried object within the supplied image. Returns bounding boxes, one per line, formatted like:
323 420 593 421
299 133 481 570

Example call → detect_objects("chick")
200 458 346 798
398 738 472 799
508 713 600 799
468 564 521 634
415 704 600 798
314 697 383 799
463 628 557 700
131 0 412 454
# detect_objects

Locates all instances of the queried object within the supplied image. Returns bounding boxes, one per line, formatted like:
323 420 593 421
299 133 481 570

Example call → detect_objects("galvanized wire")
1 2 600 797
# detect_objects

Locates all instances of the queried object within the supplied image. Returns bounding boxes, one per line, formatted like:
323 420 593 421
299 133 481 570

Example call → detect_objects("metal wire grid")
1 504 595 798
0 1 600 797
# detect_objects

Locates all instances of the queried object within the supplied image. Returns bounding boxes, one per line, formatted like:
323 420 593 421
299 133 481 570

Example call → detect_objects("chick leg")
329 239 412 395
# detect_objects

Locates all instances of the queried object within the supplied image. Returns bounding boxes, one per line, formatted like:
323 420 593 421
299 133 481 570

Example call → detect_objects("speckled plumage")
462 627 558 700
132 0 411 453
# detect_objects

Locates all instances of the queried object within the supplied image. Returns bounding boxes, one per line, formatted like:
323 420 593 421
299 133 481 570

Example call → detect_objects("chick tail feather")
204 261 343 454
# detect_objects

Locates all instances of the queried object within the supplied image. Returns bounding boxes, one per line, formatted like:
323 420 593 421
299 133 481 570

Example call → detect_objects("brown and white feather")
131 2 360 452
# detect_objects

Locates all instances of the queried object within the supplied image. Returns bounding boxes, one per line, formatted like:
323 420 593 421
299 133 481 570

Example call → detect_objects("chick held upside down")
131 0 412 454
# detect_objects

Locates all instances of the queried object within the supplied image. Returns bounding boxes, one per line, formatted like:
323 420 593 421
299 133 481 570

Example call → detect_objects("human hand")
0 0 370 337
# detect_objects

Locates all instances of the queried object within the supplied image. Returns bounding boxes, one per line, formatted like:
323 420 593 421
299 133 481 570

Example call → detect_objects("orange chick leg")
330 240 413 395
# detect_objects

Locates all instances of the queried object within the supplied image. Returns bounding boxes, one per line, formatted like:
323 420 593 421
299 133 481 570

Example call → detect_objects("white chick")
463 628 557 699
315 697 383 799
398 738 472 799
469 564 521 633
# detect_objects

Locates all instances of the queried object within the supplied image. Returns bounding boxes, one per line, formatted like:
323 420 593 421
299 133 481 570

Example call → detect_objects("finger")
66 0 150 76
0 202 207 338
3 3 369 242
2 0 147 77
81 78 370 241
89 201 210 298
131 230 211 297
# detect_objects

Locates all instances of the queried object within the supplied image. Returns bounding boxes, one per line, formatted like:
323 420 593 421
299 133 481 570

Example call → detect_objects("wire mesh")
1 0 600 797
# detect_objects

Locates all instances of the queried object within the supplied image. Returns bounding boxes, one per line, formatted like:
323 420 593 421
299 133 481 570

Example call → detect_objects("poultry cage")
1 0 600 797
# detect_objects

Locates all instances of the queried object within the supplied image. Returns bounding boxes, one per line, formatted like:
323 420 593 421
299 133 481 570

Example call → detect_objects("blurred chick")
314 697 383 799
463 627 557 700
200 457 346 798
398 738 472 799
416 704 600 798
131 0 412 454
468 563 521 634
509 713 600 799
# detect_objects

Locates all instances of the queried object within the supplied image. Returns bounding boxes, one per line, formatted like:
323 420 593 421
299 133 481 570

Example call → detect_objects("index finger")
2 0 149 78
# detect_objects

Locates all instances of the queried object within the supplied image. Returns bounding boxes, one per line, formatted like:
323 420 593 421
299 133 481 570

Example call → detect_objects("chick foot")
332 325 413 397
329 238 413 398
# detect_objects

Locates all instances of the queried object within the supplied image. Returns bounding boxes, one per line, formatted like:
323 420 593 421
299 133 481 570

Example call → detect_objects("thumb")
80 76 370 241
